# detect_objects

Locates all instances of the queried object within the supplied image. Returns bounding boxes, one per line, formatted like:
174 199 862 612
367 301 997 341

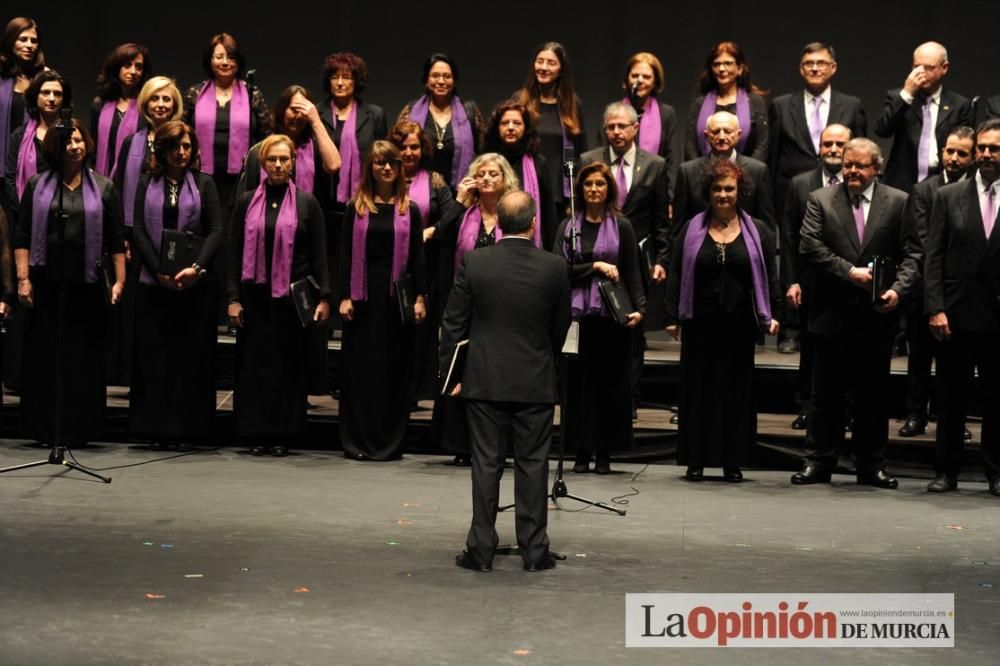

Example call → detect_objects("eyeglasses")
978 144 1000 155
712 59 737 69
264 155 292 165
604 122 635 131
373 159 399 168
801 59 833 70
842 161 875 170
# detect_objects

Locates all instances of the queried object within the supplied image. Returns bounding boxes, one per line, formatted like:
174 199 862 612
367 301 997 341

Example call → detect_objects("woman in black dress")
338 140 427 461
483 99 558 248
397 53 483 192
665 159 781 483
620 52 677 192
0 17 45 192
513 42 586 213
90 43 151 177
684 41 768 162
227 134 331 456
389 119 458 402
553 162 645 474
14 119 126 447
130 121 222 451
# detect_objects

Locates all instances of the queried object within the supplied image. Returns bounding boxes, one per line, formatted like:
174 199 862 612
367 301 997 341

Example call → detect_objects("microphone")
629 83 644 118
245 68 257 93
563 145 579 254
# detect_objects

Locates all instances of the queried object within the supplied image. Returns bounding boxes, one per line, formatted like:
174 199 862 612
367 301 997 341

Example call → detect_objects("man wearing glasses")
874 41 972 193
792 138 920 488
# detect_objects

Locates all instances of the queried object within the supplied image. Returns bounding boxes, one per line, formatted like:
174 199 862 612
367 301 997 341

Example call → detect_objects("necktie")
983 187 996 239
917 98 933 182
615 157 628 209
853 195 866 245
809 96 823 153
827 175 838 187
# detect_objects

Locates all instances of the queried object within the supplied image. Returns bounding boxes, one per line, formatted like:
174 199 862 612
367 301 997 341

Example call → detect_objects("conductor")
439 190 571 572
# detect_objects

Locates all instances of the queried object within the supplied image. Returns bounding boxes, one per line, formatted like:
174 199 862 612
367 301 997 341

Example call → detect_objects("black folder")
395 274 416 324
441 339 469 396
159 230 205 277
289 276 320 327
871 256 896 306
598 278 634 326
96 253 115 304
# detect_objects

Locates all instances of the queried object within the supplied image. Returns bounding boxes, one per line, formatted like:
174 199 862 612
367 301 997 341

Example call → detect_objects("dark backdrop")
22 0 1000 151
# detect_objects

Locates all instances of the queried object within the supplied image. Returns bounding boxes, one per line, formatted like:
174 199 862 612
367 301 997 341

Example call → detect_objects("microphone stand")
0 115 111 483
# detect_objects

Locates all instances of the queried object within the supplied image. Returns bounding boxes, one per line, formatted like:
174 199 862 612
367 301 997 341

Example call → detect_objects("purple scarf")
121 128 151 227
334 100 361 203
678 209 771 325
195 80 250 176
30 169 104 283
561 128 573 198
562 214 619 318
409 95 473 189
454 205 501 270
139 171 202 285
0 77 19 178
241 180 298 298
520 154 543 249
627 95 662 155
408 169 431 223
349 202 411 301
96 98 139 176
15 117 39 200
294 138 315 193
695 88 751 156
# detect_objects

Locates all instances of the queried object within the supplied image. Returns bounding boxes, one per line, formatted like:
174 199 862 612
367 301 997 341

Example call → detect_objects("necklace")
433 121 446 150
166 179 180 207
715 240 729 265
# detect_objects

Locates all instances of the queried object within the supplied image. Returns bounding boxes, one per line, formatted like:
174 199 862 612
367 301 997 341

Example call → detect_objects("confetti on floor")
294 587 310 593
184 574 204 579
145 593 166 599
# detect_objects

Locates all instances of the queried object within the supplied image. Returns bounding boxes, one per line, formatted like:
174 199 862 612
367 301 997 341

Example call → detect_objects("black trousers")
792 301 815 410
805 311 896 473
934 330 1000 479
465 399 553 566
904 292 935 418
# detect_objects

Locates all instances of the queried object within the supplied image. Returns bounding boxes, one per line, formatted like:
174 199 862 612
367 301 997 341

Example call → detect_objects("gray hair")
603 101 638 126
844 137 884 171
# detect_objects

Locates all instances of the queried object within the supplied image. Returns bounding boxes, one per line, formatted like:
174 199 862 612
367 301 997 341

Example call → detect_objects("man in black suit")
440 191 571 571
899 126 976 438
780 123 852 428
768 42 866 223
873 41 973 193
673 111 775 237
792 138 920 488
581 102 669 415
924 119 1000 496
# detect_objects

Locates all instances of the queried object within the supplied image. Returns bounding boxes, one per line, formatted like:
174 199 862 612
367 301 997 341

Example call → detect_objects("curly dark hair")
389 119 433 170
484 100 539 155
95 42 151 101
321 52 368 98
698 157 748 206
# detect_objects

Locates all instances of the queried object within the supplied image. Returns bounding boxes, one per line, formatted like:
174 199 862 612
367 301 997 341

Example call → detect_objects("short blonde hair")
137 76 183 125
259 133 296 162
465 153 519 204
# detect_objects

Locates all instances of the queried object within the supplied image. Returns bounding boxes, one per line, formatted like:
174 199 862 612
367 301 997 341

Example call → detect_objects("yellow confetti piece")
513 649 532 656
294 587 310 593
145 593 166 599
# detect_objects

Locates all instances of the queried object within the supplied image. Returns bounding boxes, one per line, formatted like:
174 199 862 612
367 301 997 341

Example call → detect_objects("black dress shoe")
150 442 166 451
723 467 743 483
791 464 831 485
455 551 492 572
271 445 289 457
989 477 1000 497
345 451 369 461
927 475 958 493
452 455 471 467
685 466 704 482
857 469 898 489
898 417 927 437
594 452 611 475
250 445 268 456
572 462 589 473
523 553 557 572
791 413 808 430
176 442 194 453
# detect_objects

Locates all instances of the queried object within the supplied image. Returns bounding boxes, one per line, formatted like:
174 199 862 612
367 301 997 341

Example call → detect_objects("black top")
7 89 25 134
536 100 587 201
338 202 427 298
684 92 769 163
398 98 483 189
184 83 271 177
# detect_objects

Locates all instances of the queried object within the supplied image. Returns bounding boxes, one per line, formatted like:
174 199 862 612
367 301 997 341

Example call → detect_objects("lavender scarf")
695 88 751 156
520 154 543 249
30 169 104 282
255 139 316 193
562 214 620 318
121 129 151 227
139 171 202 285
242 180 298 298
195 80 250 176
627 95 662 155
408 169 431 223
349 202 411 301
409 95 473 189
0 77 16 178
678 209 771 325
334 100 361 203
454 205 501 270
96 98 139 176
14 117 39 200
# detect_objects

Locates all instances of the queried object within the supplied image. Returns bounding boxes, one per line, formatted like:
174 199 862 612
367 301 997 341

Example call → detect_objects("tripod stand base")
550 478 626 515
0 447 112 483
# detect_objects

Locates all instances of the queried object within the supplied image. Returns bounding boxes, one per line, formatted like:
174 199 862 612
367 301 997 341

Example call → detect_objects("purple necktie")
917 99 933 182
809 96 823 153
853 195 866 245
827 175 838 187
983 187 996 239
615 157 628 209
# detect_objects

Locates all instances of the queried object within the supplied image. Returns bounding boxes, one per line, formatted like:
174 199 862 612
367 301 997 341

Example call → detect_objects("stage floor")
0 443 996 664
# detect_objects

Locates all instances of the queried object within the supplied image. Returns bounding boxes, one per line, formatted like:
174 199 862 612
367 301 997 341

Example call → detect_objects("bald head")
498 191 536 237
705 111 741 155
819 124 852 173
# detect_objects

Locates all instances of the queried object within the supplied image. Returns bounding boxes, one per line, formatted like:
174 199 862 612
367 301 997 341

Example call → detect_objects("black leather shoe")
857 470 898 489
791 464 831 485
250 445 268 456
594 453 611 475
523 553 557 572
723 467 743 483
685 466 704 482
452 455 471 467
176 442 194 452
791 413 808 430
271 445 289 457
455 551 492 572
927 475 958 493
150 442 166 452
989 477 1000 497
898 417 927 437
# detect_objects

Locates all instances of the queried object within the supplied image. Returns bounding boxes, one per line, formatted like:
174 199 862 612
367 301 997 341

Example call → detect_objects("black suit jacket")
800 182 920 336
873 88 972 193
925 179 1000 332
673 153 775 240
768 89 866 219
439 237 571 403
580 146 670 266
985 94 1000 121
603 99 678 201
780 167 826 288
